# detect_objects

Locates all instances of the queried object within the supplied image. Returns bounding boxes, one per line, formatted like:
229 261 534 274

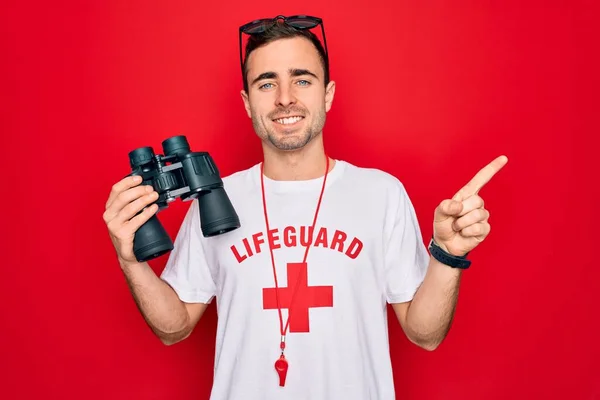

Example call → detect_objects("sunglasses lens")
286 17 319 29
243 19 272 34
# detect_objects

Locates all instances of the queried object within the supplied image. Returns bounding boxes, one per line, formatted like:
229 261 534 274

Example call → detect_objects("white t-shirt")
160 159 430 400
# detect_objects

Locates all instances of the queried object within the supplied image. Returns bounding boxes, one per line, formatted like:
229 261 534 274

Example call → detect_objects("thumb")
435 199 463 222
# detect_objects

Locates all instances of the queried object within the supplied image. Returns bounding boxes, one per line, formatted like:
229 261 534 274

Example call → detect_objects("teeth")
275 116 303 125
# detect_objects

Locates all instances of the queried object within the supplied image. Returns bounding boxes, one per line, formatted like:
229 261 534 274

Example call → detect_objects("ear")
240 90 251 118
325 80 336 112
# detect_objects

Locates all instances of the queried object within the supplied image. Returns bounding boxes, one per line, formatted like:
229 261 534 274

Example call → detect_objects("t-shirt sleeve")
159 199 217 304
384 181 430 304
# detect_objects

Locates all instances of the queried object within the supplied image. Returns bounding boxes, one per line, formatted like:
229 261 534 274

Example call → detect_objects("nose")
275 83 296 108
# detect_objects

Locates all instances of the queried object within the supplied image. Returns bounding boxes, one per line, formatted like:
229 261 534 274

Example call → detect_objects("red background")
1 0 598 399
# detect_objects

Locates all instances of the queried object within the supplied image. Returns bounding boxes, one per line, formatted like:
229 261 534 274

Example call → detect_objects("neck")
262 136 334 181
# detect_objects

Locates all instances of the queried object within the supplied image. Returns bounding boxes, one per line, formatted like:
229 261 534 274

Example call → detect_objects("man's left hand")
432 155 508 257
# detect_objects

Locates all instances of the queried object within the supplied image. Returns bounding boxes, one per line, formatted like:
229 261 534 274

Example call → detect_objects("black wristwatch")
428 237 471 269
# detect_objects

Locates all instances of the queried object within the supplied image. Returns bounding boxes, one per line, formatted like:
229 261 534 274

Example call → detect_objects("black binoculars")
127 135 240 262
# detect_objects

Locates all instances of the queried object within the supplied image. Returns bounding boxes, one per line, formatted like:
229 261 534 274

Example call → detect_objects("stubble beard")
252 106 326 151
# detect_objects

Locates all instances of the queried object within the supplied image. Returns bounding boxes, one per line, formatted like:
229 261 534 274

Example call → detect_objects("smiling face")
241 36 335 152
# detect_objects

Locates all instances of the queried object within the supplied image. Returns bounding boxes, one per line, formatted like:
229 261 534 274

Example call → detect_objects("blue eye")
297 80 310 86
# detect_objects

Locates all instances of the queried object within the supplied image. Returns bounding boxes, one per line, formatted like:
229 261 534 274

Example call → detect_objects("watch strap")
428 238 472 269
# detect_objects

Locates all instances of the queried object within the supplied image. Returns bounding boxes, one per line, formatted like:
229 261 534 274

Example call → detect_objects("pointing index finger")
453 155 508 201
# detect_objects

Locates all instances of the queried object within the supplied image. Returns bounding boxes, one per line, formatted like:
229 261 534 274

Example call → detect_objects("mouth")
272 115 305 126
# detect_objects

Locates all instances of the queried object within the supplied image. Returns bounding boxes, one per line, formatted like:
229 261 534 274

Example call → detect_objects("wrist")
432 236 467 257
119 257 145 271
428 237 471 269
434 240 451 254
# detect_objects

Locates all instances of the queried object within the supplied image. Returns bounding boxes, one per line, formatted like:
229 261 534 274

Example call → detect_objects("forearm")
120 261 192 344
404 257 462 350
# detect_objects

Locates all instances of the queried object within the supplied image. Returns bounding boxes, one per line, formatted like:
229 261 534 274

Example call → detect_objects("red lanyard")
259 156 330 387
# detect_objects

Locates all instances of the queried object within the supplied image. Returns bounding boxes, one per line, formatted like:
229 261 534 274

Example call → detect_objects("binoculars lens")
133 214 174 262
199 187 241 236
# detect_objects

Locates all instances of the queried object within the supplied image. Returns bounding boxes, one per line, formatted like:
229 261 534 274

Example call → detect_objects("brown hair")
242 22 330 92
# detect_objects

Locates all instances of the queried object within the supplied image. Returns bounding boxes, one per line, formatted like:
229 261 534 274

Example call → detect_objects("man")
103 15 508 400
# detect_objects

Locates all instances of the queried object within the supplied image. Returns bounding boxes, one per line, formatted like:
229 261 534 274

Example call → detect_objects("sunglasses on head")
238 15 328 77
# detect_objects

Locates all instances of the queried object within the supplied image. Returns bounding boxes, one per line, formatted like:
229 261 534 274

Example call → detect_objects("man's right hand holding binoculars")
103 175 159 268
101 174 206 345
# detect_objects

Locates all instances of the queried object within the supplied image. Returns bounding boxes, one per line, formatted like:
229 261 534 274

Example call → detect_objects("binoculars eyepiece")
127 135 240 262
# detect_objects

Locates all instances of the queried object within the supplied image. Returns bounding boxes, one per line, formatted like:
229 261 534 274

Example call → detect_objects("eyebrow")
251 68 319 86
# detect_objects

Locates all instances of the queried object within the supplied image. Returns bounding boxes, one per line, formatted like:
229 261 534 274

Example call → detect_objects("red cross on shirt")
262 262 333 333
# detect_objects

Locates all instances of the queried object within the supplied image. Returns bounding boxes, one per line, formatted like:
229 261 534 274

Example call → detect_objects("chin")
268 133 313 151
